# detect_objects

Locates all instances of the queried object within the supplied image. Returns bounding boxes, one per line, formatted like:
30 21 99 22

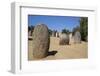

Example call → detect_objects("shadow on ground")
47 50 58 56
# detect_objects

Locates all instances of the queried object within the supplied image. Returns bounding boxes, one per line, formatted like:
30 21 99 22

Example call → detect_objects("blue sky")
28 15 80 32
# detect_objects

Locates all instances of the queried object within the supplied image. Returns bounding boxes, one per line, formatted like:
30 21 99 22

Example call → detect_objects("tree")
48 29 53 36
80 17 88 41
62 29 70 34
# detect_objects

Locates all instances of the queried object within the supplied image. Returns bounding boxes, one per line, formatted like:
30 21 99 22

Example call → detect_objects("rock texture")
74 31 81 43
32 24 50 59
59 33 69 45
69 33 74 44
56 32 59 37
52 30 56 37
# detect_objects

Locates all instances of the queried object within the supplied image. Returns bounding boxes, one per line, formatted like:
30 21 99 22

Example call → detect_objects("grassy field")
28 37 88 60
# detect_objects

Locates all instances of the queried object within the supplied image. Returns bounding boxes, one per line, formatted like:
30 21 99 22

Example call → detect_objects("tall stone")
56 32 59 37
52 30 56 37
74 31 81 43
59 33 69 45
69 33 74 44
32 24 50 59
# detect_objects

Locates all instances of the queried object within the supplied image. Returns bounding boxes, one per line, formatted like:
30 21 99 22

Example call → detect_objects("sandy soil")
28 37 88 60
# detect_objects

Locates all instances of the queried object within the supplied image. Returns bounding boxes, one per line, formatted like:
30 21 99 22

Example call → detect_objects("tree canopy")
62 29 70 34
80 17 88 41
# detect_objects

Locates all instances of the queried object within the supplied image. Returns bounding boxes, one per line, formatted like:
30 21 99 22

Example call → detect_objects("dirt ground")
28 37 88 61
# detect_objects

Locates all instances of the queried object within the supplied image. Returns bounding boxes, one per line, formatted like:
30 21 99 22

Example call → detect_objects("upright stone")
32 24 50 58
59 33 69 45
56 32 59 37
74 31 81 43
52 30 56 37
69 33 74 44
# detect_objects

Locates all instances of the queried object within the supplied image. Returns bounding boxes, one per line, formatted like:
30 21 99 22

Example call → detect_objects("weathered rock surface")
74 31 81 43
32 24 50 58
59 33 69 45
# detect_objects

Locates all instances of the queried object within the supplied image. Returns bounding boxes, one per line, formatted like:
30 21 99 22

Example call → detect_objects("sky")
28 15 81 32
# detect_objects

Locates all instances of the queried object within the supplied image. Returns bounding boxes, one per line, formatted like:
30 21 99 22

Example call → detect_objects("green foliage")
48 29 53 36
80 17 88 41
72 17 88 41
62 29 70 34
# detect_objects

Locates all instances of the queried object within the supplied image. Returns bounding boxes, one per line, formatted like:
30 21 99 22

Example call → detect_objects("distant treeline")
28 17 88 41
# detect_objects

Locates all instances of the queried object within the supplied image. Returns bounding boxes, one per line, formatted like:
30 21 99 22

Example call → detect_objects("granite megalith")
32 24 50 58
59 33 69 45
74 31 81 43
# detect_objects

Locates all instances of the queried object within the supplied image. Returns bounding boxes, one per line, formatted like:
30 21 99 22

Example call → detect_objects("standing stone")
59 33 69 45
59 32 62 37
56 32 59 37
74 31 81 43
69 33 74 44
52 30 56 37
32 24 50 59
